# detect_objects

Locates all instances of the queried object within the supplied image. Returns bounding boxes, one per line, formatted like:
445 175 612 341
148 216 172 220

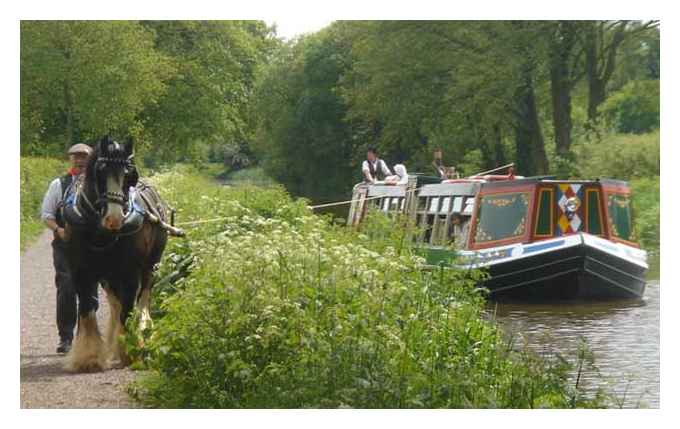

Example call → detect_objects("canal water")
490 254 660 408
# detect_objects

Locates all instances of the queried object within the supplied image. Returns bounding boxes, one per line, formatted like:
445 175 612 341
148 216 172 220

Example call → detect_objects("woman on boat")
384 161 409 185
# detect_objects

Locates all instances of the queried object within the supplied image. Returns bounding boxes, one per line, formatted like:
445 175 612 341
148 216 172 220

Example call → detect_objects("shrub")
600 80 659 134
129 168 605 408
20 157 67 249
574 131 659 181
630 176 660 250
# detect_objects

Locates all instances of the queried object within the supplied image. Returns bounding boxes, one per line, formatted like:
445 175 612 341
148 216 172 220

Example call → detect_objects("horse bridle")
73 153 134 221
92 154 134 210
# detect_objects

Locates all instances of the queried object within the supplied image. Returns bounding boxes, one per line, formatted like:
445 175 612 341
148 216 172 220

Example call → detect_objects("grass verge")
20 157 67 250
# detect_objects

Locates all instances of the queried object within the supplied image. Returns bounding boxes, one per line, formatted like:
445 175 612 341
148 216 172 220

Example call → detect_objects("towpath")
20 230 138 408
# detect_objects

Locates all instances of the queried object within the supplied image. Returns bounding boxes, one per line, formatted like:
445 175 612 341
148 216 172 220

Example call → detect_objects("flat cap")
68 143 93 155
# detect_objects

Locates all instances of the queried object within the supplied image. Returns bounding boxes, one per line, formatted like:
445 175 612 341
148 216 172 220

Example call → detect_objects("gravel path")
20 230 139 408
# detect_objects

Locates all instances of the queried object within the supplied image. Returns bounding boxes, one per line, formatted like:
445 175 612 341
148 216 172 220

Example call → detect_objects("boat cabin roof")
419 177 631 196
418 182 480 197
367 185 406 197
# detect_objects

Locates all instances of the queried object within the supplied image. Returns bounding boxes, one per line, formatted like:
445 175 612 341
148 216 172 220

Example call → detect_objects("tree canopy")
20 20 659 202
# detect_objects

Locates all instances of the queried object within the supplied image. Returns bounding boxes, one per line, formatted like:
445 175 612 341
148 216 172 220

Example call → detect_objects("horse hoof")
107 359 126 370
64 356 108 373
64 362 108 373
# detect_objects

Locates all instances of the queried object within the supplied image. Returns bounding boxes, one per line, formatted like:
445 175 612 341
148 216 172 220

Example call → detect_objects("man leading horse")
41 143 95 354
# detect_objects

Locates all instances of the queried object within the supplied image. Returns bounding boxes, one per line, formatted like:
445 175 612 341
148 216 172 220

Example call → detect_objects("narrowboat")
348 170 648 300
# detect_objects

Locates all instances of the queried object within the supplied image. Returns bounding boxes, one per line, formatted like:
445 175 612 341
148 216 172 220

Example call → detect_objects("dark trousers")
52 238 76 342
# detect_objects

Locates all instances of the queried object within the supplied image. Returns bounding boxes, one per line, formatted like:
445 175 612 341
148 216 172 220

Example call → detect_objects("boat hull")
429 234 648 301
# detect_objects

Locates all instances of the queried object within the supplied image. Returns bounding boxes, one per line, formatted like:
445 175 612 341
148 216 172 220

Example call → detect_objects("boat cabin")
347 174 441 226
350 175 638 251
347 173 646 300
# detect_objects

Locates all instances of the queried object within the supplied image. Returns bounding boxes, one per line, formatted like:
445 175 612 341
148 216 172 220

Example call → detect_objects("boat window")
418 197 427 211
474 192 530 243
382 198 390 212
389 197 400 211
440 197 451 214
431 215 448 245
452 196 463 213
428 197 440 213
586 189 603 235
399 198 405 210
449 214 471 248
462 197 475 215
607 194 633 241
534 188 553 237
423 214 435 243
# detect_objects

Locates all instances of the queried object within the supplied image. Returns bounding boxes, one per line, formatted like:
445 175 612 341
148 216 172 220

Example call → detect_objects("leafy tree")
253 23 355 201
140 20 276 162
545 21 585 157
20 21 173 154
343 21 550 176
600 80 659 134
583 20 659 124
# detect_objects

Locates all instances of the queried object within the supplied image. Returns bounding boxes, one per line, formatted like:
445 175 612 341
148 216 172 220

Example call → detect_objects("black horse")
61 136 169 372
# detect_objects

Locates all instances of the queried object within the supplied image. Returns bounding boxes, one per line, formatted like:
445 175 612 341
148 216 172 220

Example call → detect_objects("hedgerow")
127 166 605 408
20 157 67 249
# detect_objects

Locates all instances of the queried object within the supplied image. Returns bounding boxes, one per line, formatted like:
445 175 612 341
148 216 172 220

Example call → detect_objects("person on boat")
362 146 392 184
384 156 409 185
432 148 459 179
449 213 471 248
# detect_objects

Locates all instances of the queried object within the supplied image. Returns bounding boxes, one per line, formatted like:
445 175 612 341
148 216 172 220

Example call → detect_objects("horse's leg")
138 269 154 332
65 275 106 372
102 282 124 365
111 271 142 367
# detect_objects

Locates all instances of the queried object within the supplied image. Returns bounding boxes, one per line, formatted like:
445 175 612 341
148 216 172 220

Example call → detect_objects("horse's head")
88 135 135 232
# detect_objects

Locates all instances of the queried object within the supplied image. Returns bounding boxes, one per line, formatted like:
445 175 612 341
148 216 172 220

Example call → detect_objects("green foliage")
570 131 659 250
20 157 67 249
630 177 660 250
128 167 605 408
221 167 276 187
20 20 276 164
341 21 524 173
253 24 356 202
20 21 174 155
600 80 660 134
574 131 659 181
141 21 277 162
610 26 660 88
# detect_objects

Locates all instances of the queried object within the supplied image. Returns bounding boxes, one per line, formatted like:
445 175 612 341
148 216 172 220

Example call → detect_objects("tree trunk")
550 64 573 156
585 21 628 124
63 80 74 152
587 79 606 124
492 123 506 167
585 23 606 123
515 78 549 176
549 21 577 156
